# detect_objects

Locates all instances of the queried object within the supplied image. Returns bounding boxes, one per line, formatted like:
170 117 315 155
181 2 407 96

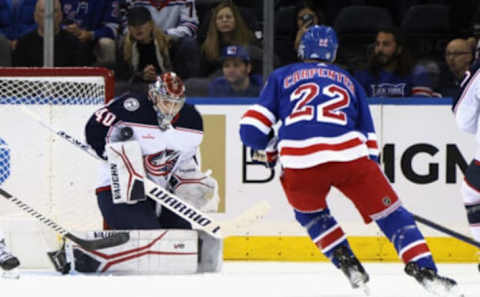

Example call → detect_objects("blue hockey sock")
375 206 436 271
294 208 352 268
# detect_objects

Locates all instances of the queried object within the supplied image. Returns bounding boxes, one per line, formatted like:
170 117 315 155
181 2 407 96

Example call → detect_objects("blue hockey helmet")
298 25 338 63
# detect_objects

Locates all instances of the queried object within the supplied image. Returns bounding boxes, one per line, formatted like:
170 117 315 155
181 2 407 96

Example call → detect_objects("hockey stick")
19 106 226 238
0 188 129 249
413 213 480 248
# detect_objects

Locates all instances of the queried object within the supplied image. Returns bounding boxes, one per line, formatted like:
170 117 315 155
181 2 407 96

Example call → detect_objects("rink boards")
0 98 477 267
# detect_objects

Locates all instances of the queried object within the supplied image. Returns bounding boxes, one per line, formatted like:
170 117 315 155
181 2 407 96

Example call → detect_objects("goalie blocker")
49 229 222 274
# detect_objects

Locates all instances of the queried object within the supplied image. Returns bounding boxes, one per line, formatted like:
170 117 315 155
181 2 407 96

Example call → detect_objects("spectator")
439 38 474 98
354 27 434 97
115 6 172 94
0 0 38 66
275 1 326 67
200 1 260 77
123 0 200 79
208 45 262 97
60 0 119 67
13 0 88 67
293 3 325 53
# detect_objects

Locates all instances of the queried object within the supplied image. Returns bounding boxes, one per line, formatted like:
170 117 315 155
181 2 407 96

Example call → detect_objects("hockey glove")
251 135 279 168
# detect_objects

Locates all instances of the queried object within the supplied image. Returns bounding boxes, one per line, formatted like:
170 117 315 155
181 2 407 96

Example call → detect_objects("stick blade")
64 232 130 250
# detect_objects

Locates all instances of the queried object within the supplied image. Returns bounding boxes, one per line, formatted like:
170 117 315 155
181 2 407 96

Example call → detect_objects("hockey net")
0 67 114 232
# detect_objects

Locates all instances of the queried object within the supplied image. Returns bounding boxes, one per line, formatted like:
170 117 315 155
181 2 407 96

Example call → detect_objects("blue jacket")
61 0 120 39
208 74 263 97
0 0 37 40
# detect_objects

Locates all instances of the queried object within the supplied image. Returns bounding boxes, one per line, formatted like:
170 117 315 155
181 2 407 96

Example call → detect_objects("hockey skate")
332 246 370 295
0 239 20 271
405 262 464 297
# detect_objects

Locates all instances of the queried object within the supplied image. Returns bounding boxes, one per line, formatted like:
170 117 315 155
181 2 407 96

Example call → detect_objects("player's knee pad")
375 206 434 269
466 203 480 225
294 209 349 257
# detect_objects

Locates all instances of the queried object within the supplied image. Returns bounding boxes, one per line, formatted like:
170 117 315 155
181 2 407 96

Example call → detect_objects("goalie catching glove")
169 158 218 210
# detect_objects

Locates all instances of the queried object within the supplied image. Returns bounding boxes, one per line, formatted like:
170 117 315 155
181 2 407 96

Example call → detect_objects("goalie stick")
0 188 129 249
413 213 480 248
19 106 264 239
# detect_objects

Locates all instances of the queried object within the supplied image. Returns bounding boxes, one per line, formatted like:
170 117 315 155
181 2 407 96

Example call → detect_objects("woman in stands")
199 1 259 77
115 6 173 95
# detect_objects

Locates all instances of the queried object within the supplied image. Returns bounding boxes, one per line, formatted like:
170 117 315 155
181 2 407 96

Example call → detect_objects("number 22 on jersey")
285 82 350 126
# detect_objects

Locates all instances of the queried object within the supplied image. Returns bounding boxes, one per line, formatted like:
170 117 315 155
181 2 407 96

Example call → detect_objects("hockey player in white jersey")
85 71 217 230
48 72 220 275
453 59 480 272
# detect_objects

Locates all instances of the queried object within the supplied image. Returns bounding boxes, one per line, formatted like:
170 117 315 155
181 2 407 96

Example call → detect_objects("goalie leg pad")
64 230 199 274
197 229 223 273
106 141 147 204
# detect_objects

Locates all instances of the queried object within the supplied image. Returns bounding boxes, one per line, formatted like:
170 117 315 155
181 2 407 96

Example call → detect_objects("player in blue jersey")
85 72 216 230
239 25 461 296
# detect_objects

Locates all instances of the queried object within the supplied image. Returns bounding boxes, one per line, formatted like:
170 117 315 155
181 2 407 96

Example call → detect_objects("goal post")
0 67 114 267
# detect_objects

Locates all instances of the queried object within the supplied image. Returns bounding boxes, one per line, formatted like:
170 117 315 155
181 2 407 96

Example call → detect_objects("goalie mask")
148 72 186 130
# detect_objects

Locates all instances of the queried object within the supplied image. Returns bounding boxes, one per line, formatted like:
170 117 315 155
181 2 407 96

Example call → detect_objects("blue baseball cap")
221 45 250 62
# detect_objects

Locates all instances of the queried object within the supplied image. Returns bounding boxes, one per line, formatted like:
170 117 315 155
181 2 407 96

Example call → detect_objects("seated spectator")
115 6 172 94
13 0 88 67
354 27 433 97
123 0 200 79
0 0 38 66
60 0 119 67
200 1 261 77
438 38 474 98
293 3 325 54
208 45 262 97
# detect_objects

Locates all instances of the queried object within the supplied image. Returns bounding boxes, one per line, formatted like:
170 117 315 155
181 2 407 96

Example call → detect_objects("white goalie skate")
405 262 465 297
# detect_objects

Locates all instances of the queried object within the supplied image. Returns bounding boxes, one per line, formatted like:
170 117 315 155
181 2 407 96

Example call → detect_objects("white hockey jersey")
453 61 480 144
85 91 203 191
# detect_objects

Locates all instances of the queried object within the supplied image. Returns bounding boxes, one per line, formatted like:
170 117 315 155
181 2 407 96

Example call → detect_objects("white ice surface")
1 262 478 297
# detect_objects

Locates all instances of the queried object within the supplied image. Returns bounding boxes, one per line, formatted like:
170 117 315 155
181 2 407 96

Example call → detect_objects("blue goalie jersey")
239 62 379 169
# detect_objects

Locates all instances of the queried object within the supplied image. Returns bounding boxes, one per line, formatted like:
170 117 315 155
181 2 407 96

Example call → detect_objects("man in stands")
239 25 461 296
440 38 474 98
354 27 434 97
13 0 88 67
208 45 262 97
60 0 119 67
0 0 38 66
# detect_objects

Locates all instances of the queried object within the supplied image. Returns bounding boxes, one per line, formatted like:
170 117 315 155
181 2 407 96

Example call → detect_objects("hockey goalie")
49 72 221 275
